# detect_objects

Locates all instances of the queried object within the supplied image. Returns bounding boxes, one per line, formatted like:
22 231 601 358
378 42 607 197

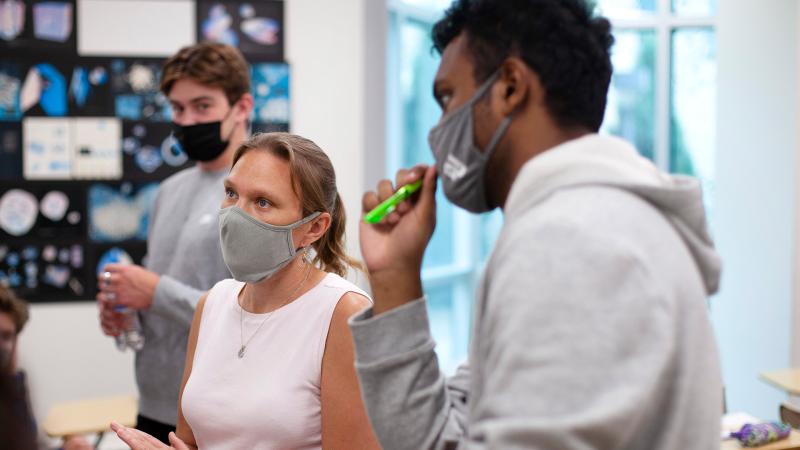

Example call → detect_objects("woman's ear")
299 212 332 248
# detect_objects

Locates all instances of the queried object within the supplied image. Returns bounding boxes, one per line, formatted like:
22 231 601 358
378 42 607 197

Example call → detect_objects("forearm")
175 406 198 449
175 296 205 450
368 269 423 315
175 430 197 450
350 299 466 450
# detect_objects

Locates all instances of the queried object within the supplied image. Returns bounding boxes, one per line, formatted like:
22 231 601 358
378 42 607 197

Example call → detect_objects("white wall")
711 0 798 420
18 0 386 424
18 303 137 425
285 0 386 285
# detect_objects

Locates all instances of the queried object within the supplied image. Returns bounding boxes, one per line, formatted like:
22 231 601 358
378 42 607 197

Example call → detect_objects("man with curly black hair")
352 0 722 448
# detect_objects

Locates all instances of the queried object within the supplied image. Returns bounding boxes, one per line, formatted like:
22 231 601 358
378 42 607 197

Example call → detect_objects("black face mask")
171 107 237 162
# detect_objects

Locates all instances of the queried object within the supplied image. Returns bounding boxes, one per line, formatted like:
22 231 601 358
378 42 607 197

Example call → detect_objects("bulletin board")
0 0 289 302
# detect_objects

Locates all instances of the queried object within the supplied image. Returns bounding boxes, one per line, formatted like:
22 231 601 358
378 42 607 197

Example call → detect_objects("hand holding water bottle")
95 248 159 351
97 263 159 310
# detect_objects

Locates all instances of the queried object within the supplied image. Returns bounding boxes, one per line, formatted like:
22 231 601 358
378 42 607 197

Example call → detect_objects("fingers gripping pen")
363 180 423 224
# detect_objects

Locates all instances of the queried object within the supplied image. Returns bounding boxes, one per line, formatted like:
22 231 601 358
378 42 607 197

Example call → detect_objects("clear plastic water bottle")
118 307 145 351
113 307 128 351
110 302 145 352
98 247 145 352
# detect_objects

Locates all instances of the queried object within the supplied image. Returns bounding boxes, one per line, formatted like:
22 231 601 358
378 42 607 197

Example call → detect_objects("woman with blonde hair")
113 133 379 450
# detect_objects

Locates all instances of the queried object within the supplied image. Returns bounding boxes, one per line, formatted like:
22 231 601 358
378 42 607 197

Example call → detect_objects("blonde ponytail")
232 133 363 277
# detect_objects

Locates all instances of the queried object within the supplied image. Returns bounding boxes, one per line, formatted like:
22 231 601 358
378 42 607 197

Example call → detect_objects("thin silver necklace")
238 262 312 359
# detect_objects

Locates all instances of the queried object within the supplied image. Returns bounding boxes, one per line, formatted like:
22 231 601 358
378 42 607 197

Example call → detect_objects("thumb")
169 432 190 450
110 422 143 449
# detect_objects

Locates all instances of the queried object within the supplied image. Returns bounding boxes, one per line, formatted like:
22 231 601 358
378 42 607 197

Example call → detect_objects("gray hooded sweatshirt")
349 134 723 450
137 166 231 425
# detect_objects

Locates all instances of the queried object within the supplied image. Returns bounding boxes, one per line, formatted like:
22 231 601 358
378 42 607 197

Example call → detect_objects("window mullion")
609 19 659 29
654 15 672 171
387 12 409 175
612 17 715 29
387 0 442 24
666 17 716 27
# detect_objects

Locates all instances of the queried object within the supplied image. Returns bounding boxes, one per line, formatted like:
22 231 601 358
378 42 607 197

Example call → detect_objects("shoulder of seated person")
334 291 371 317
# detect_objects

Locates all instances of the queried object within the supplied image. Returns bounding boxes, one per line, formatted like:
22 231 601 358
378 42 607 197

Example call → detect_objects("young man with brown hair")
96 42 254 443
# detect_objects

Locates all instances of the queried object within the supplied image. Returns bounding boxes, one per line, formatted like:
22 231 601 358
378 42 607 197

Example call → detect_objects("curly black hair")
432 0 614 131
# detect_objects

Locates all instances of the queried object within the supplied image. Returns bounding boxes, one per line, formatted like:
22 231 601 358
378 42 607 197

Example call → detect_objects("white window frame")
605 0 716 170
385 0 717 371
386 0 480 287
386 0 482 371
387 0 483 295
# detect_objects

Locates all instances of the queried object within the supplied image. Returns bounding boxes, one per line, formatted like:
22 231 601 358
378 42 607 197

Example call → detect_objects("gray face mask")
428 72 513 213
219 206 320 283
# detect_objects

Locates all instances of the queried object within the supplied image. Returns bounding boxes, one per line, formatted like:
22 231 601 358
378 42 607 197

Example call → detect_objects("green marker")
363 180 423 224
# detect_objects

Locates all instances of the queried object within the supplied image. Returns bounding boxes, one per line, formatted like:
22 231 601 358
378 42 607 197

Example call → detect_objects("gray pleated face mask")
218 206 321 283
428 71 512 213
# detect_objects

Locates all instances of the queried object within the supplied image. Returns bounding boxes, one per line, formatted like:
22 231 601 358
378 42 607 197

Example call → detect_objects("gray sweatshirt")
137 166 231 425
350 134 723 450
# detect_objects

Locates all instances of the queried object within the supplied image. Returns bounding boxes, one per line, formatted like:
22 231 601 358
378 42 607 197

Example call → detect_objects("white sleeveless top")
181 273 369 449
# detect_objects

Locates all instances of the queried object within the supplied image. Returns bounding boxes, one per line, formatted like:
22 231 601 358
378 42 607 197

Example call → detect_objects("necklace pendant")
238 346 245 358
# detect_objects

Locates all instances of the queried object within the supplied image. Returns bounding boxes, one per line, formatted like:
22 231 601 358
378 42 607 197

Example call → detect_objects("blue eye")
257 199 270 208
225 189 236 199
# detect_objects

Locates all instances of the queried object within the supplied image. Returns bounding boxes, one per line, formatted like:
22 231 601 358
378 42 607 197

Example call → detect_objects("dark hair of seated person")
0 370 37 450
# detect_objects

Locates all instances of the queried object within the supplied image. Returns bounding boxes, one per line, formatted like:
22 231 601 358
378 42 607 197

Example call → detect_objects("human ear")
234 93 255 123
495 58 534 117
298 212 332 248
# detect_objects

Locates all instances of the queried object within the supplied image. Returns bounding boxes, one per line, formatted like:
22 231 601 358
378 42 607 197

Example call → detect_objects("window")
599 0 717 210
385 0 716 375
387 0 497 375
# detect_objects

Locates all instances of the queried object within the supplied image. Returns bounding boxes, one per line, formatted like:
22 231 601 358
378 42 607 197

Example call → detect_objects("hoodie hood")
504 133 721 295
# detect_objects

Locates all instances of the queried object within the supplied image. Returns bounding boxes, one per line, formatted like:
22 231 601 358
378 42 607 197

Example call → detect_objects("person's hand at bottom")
62 435 92 450
110 422 190 450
